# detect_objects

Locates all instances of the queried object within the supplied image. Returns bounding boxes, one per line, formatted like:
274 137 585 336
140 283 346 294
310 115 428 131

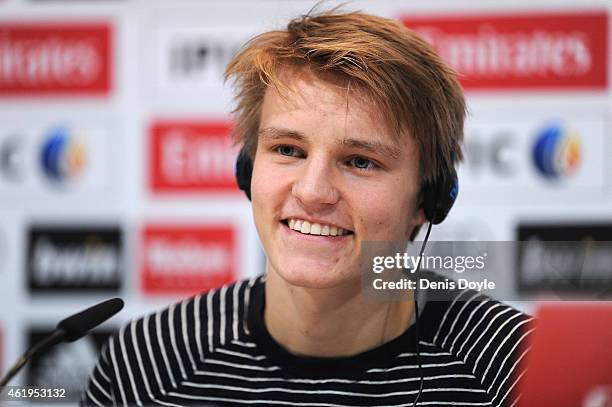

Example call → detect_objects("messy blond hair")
224 9 466 187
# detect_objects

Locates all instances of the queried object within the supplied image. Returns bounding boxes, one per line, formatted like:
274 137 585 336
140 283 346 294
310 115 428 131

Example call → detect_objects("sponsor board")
517 223 612 295
26 225 122 292
428 218 496 241
531 124 581 180
39 126 87 184
0 134 24 182
140 224 237 294
25 328 113 401
150 25 253 94
149 121 239 193
0 22 112 96
459 117 605 201
402 11 608 90
0 123 113 200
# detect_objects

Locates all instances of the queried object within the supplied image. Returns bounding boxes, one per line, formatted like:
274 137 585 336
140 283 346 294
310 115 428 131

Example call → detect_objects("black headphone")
234 145 458 225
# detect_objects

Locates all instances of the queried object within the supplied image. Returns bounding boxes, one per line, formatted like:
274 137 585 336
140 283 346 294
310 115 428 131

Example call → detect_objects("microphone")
0 298 124 388
56 298 124 342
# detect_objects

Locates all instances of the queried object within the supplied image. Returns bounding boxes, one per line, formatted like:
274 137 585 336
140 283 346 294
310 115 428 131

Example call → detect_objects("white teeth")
286 218 350 237
310 223 322 235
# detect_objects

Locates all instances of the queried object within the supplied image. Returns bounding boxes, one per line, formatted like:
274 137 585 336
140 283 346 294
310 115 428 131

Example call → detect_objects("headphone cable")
413 298 422 407
412 221 433 406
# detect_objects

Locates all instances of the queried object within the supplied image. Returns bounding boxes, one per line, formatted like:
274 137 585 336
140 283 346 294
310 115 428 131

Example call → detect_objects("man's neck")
263 269 415 358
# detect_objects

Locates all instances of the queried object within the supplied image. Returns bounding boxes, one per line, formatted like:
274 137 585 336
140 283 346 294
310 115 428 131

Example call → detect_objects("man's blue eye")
350 157 373 170
277 146 296 156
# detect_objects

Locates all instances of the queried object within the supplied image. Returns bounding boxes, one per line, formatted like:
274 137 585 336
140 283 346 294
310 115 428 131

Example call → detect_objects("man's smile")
281 218 354 236
280 219 354 243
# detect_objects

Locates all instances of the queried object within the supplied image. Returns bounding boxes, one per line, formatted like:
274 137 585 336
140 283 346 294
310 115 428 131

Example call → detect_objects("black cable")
413 298 422 407
411 221 433 407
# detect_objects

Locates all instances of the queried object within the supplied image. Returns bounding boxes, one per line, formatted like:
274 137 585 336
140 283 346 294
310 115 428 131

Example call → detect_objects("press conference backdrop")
0 0 611 401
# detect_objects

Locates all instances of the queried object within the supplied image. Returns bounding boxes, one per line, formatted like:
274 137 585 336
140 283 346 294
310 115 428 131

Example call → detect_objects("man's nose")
291 155 340 209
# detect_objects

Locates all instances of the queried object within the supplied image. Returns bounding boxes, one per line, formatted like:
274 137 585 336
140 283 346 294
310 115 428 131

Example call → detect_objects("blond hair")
224 9 466 186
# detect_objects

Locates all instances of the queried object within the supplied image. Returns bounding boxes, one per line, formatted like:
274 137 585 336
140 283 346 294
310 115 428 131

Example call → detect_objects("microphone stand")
0 297 123 393
0 330 66 389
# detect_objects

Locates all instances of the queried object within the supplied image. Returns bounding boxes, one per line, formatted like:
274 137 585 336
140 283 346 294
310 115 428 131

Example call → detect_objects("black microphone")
57 298 124 342
0 298 124 388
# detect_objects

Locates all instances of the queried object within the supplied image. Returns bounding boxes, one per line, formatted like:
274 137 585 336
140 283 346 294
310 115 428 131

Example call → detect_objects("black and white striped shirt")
82 272 533 406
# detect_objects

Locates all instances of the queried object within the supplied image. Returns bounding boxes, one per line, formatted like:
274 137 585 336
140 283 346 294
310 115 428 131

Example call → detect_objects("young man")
83 10 532 407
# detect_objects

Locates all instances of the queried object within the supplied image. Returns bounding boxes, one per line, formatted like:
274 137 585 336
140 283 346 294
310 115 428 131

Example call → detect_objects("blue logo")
532 124 580 179
40 127 86 183
449 176 459 201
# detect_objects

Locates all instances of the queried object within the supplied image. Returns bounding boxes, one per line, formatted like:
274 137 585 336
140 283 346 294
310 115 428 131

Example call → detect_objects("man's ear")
406 198 427 242
415 206 426 226
407 187 427 241
414 188 427 225
408 207 426 241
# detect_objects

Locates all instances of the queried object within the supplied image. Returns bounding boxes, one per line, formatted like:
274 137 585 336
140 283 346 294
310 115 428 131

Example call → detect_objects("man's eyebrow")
340 138 401 159
257 127 305 142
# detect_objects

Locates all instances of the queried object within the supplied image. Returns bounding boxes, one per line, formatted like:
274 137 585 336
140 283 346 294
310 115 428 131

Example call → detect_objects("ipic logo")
40 126 87 183
532 124 581 179
169 38 241 78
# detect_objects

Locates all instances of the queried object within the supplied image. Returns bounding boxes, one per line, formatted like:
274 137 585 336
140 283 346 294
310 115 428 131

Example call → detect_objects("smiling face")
251 70 425 290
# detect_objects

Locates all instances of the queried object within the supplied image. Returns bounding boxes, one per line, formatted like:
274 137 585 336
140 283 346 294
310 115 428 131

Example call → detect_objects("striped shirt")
82 272 533 406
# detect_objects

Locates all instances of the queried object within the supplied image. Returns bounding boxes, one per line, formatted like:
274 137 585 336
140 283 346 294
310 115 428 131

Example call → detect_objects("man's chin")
271 262 359 290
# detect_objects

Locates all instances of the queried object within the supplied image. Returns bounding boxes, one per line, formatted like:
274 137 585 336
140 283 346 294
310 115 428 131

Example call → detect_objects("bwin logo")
27 227 122 292
532 123 581 179
40 126 86 183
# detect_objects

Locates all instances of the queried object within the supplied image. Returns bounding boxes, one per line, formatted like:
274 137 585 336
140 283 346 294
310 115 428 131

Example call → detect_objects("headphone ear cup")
422 168 458 225
235 147 253 200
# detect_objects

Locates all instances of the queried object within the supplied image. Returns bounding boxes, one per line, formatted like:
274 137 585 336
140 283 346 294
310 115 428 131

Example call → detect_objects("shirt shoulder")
81 276 264 406
419 271 534 407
